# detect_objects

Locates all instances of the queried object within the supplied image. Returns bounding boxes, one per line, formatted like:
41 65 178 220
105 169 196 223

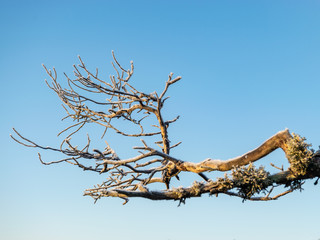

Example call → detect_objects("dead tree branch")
11 52 320 205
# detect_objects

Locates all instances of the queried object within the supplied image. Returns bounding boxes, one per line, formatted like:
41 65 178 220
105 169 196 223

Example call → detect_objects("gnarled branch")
11 52 320 205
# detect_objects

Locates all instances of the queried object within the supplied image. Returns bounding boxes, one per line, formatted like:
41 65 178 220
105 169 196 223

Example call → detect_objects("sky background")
1 1 320 240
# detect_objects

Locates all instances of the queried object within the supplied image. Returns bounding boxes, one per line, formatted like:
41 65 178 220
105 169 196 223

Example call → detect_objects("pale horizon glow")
1 1 320 240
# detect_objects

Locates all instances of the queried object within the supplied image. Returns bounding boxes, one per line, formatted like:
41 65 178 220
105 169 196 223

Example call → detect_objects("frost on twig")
11 52 320 205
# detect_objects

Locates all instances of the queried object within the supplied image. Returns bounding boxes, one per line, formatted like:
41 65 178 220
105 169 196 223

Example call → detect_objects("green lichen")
216 163 271 200
191 181 204 196
172 186 186 199
216 173 234 191
231 163 271 199
286 133 313 177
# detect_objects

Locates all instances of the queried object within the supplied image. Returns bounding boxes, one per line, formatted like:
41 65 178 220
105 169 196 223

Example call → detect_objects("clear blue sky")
1 1 320 239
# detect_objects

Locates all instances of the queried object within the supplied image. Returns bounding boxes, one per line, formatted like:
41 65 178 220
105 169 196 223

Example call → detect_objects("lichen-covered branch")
11 52 320 205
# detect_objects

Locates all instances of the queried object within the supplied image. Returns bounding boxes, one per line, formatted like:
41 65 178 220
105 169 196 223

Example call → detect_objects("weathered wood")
175 129 292 173
11 53 320 204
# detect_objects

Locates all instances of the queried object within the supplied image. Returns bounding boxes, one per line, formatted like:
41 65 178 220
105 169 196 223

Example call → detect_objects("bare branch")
12 52 320 205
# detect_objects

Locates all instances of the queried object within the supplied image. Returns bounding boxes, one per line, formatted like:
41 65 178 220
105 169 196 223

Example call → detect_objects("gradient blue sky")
1 1 320 240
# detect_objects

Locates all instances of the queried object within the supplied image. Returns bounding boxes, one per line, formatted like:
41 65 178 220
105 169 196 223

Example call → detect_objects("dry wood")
11 52 320 205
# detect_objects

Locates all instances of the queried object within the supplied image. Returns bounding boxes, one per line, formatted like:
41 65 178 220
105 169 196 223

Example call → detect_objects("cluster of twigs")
11 52 320 205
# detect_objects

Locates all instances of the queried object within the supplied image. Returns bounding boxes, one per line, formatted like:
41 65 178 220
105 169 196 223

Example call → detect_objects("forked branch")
11 52 320 205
